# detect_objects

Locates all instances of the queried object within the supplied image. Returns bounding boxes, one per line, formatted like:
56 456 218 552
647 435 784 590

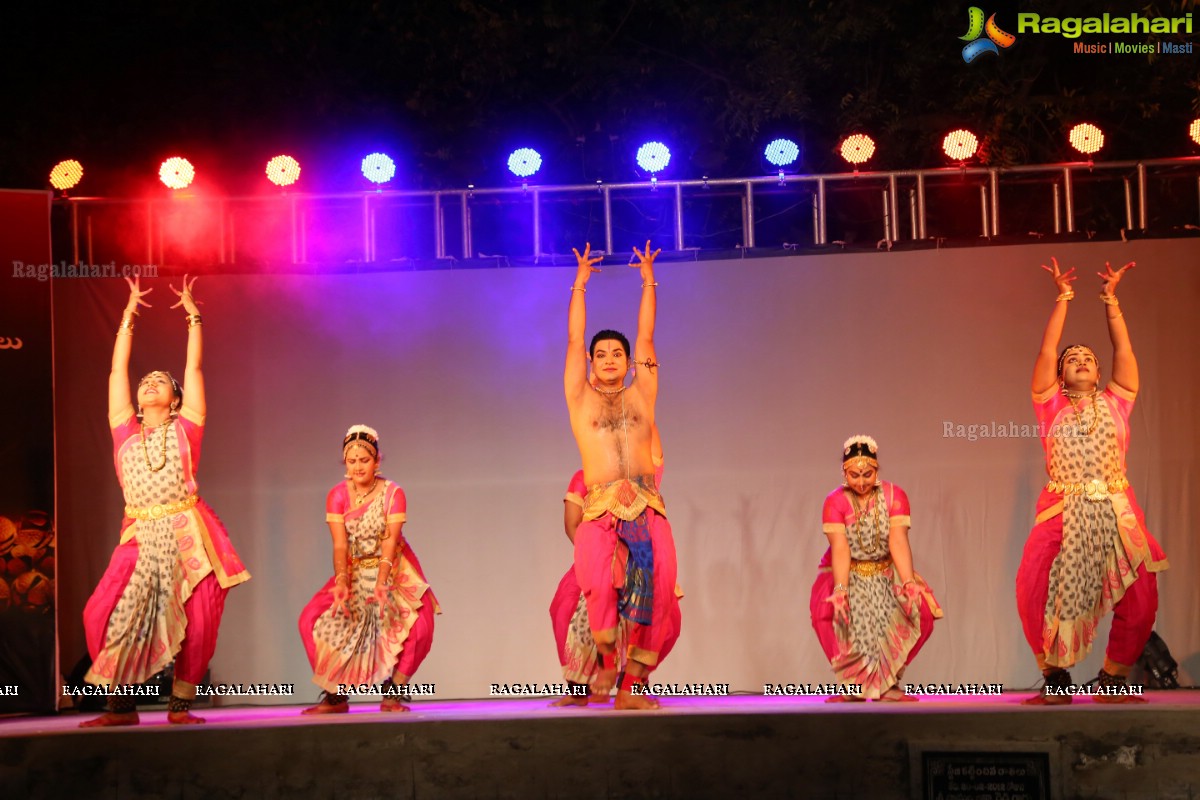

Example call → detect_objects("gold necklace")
140 422 168 472
593 383 626 395
849 488 883 555
354 477 378 506
1064 389 1099 435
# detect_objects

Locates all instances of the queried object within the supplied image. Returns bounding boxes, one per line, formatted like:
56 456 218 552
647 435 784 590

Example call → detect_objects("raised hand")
123 276 153 314
1098 260 1135 297
169 274 201 314
1040 256 1076 297
572 243 603 286
631 240 661 276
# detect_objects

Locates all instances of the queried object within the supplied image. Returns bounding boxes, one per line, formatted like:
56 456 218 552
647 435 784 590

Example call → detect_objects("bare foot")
589 690 612 704
614 690 661 710
167 710 206 724
301 699 349 715
877 687 917 702
1020 692 1071 706
1091 693 1147 705
592 666 617 697
824 694 866 703
380 697 411 712
548 694 589 708
79 711 139 728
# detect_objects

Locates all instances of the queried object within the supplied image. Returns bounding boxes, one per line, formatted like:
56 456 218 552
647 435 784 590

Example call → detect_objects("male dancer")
564 241 678 710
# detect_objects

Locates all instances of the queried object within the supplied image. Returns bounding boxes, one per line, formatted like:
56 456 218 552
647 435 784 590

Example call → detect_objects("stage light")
635 141 671 174
942 129 980 161
266 155 301 187
49 159 84 191
1189 119 1200 147
764 138 800 168
159 157 195 190
507 148 542 179
839 134 875 167
361 152 396 185
1068 123 1104 156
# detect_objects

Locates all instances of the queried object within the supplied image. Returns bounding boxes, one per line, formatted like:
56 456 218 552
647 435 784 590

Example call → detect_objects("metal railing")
58 156 1200 267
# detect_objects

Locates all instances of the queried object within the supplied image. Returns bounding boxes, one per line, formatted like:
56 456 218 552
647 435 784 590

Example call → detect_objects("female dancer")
810 436 941 701
299 425 438 713
82 276 250 726
1015 258 1168 704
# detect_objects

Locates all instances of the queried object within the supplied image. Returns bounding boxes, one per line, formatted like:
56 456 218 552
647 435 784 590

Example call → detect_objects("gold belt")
1045 476 1129 502
125 494 199 520
351 555 380 569
850 558 892 577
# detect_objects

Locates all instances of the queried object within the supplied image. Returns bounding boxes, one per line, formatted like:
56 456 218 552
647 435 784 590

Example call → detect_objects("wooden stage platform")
2 692 1199 798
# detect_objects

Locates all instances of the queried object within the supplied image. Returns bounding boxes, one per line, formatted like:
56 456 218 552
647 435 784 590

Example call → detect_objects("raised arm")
1099 261 1138 395
1032 257 1076 396
108 277 152 422
565 244 602 403
630 240 661 408
170 275 206 418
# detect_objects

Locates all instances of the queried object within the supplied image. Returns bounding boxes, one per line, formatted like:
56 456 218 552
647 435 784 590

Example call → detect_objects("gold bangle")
570 286 585 293
186 314 203 328
642 281 658 288
334 572 348 583
1110 311 1124 319
118 317 135 334
1100 294 1119 306
1055 291 1075 302
833 583 848 593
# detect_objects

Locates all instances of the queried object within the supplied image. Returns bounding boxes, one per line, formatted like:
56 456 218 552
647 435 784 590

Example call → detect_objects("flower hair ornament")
342 424 380 459
842 434 879 472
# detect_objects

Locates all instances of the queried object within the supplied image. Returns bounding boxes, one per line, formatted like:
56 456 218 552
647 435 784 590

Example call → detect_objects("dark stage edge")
2 693 1199 799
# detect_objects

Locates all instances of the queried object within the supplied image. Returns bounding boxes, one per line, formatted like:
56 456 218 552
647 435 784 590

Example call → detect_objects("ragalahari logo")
960 7 1017 62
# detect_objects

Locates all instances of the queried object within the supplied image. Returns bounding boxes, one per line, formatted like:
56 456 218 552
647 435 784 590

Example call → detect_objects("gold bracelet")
186 314 203 328
1110 311 1124 319
833 583 848 593
1055 291 1075 302
118 316 135 335
642 281 658 288
379 557 394 568
570 285 585 293
334 572 348 583
1100 294 1119 306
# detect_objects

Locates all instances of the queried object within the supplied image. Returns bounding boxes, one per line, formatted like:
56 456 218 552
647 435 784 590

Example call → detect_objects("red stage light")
159 157 195 189
1068 123 1105 156
49 159 84 190
1189 119 1200 147
266 155 301 187
839 134 875 166
942 129 979 161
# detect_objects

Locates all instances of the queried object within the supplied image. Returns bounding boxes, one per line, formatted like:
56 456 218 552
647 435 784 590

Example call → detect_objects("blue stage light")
361 152 396 184
507 148 542 179
635 141 671 174
764 138 800 168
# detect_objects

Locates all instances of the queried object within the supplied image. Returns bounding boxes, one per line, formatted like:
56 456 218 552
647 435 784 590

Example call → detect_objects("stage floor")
3 692 1200 798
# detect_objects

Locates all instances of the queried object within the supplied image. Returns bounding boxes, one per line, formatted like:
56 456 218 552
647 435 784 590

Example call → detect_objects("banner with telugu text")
0 189 56 713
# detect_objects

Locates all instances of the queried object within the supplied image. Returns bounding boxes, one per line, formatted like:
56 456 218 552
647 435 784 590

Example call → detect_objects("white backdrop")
53 238 1200 701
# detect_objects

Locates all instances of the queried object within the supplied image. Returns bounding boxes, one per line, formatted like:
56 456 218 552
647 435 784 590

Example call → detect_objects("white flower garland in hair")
345 424 380 441
842 434 878 455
